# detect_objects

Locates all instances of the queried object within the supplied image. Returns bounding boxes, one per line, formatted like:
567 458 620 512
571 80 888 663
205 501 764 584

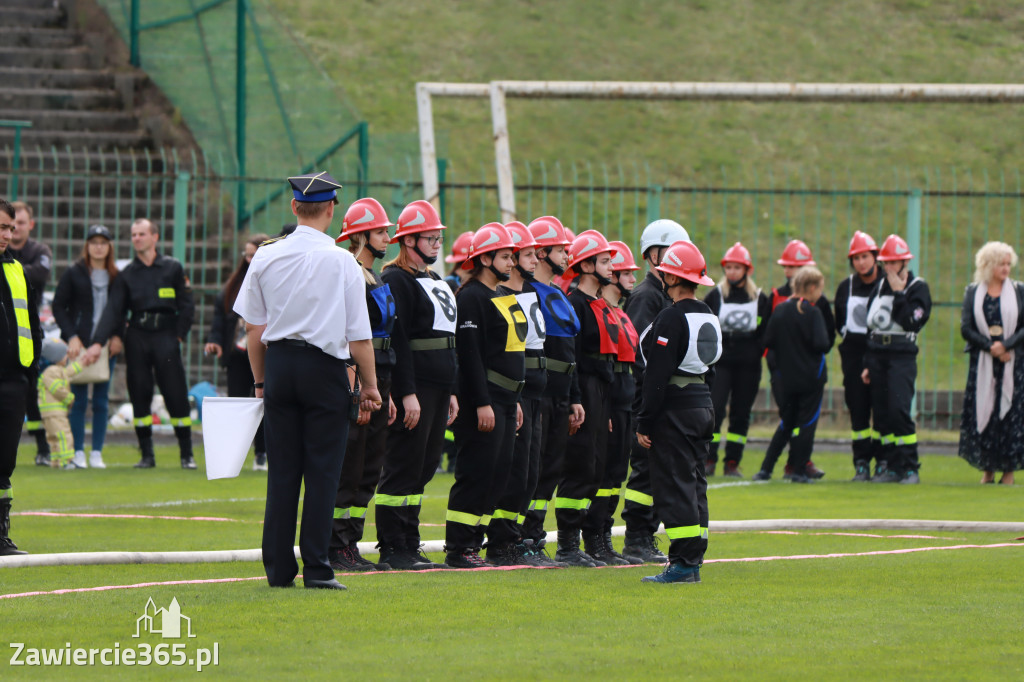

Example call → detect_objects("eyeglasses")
417 235 442 246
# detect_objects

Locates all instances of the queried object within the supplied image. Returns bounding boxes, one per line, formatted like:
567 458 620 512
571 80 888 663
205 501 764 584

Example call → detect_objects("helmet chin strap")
516 264 535 281
727 275 746 288
616 282 632 298
412 242 437 265
488 263 511 282
544 254 565 276
367 244 387 260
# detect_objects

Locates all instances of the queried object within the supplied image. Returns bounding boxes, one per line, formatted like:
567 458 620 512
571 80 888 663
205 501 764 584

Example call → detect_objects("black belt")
487 369 526 394
129 311 176 332
525 356 547 370
546 359 576 375
586 352 616 363
870 331 917 346
409 337 456 351
371 337 392 350
613 361 630 373
269 339 323 352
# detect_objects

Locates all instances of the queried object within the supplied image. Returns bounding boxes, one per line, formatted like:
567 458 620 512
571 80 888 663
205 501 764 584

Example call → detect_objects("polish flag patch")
656 336 669 346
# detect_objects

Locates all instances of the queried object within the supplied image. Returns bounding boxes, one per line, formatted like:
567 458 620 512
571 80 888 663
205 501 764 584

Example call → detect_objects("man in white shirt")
234 171 381 591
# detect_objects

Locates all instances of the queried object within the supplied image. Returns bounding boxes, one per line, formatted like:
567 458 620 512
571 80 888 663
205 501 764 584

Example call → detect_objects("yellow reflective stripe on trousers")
851 428 872 440
665 525 703 540
0 487 11 499
134 415 153 427
334 506 368 520
880 433 895 445
711 433 721 443
375 494 412 507
610 487 621 496
527 499 548 511
594 488 614 498
701 526 709 539
333 507 350 519
444 429 454 443
492 509 519 521
792 427 801 437
871 429 882 440
623 489 654 506
445 509 481 526
3 261 34 366
894 434 917 446
480 514 492 526
24 420 42 431
554 497 591 510
169 417 192 427
725 433 747 444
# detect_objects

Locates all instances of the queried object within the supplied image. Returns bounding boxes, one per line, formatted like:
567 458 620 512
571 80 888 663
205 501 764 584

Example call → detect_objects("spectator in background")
52 225 122 469
204 234 269 471
8 201 52 466
958 242 1024 485
37 339 85 468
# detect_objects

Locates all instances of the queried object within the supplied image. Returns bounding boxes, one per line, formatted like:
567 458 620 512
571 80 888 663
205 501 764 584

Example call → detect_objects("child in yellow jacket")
38 339 84 469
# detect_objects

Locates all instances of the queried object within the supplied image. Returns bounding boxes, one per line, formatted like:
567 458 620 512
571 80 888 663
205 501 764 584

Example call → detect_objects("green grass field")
2 442 1021 679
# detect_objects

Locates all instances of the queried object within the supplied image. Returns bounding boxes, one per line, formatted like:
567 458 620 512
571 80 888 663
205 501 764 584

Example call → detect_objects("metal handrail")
0 120 33 200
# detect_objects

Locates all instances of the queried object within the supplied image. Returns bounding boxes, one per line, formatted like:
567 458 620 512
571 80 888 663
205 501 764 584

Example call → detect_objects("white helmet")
640 219 690 258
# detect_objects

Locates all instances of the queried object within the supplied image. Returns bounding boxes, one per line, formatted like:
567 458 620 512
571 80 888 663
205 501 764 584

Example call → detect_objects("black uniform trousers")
377 381 450 550
23 366 47 454
622 379 660 537
708 357 762 465
124 327 192 445
759 379 824 475
557 373 610 533
262 343 351 586
840 344 879 466
523 395 569 544
226 350 265 454
592 403 632 534
0 376 27 491
332 373 392 549
488 394 540 546
447 388 519 549
865 350 919 475
649 405 712 567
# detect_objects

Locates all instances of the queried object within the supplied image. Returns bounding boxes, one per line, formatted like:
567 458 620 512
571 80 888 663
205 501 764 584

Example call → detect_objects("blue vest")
531 280 581 338
369 283 396 338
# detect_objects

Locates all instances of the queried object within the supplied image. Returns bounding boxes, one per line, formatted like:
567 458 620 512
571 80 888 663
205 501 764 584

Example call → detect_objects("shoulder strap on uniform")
260 235 287 247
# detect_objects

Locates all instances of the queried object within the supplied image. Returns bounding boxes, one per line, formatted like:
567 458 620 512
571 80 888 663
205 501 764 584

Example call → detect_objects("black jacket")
764 297 831 390
93 253 194 344
52 260 123 346
8 237 51 310
703 284 770 361
456 279 527 409
960 282 1024 354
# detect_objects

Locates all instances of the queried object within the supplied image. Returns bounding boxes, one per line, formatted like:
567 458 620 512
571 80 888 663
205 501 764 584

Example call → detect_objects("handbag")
70 344 111 384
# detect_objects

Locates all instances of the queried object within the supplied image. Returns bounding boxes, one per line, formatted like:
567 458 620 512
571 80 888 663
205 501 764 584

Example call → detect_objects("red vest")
589 298 620 355
612 307 638 363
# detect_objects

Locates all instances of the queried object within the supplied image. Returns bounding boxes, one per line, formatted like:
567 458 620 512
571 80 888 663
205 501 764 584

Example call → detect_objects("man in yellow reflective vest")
0 197 42 556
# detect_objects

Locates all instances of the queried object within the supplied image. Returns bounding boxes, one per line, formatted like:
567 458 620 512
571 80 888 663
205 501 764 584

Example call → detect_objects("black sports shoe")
34 452 51 467
444 548 491 569
852 461 871 482
134 456 155 469
722 460 743 478
486 543 528 567
899 470 921 485
805 461 826 479
789 473 814 484
350 546 391 571
379 545 434 571
180 456 198 470
329 546 373 572
523 540 566 567
410 544 449 569
752 470 772 481
622 534 669 564
555 546 603 567
871 470 901 484
705 459 717 476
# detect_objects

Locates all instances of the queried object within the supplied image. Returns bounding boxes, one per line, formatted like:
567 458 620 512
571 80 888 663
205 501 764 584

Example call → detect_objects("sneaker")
782 464 794 481
852 461 870 482
622 534 669 564
486 543 529 567
34 452 51 467
89 451 106 469
180 456 198 470
523 540 567 567
705 459 717 476
752 470 772 481
871 470 901 484
253 452 268 471
411 544 450 569
723 461 743 478
641 562 701 584
873 460 889 478
71 451 88 469
329 546 374 572
899 471 921 485
805 461 826 479
378 545 435 571
789 473 814 484
444 548 491 569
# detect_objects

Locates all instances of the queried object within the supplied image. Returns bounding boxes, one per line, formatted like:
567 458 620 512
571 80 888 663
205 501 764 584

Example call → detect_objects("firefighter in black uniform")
84 218 196 469
329 198 398 572
8 201 52 466
378 200 458 570
703 242 770 477
0 198 41 556
486 222 558 566
521 216 582 559
757 239 835 480
834 231 883 481
636 240 721 583
758 267 831 483
444 223 526 568
621 219 690 564
863 234 931 484
556 229 619 567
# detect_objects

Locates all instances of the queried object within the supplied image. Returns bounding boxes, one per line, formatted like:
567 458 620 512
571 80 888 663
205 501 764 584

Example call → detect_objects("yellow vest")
2 260 34 367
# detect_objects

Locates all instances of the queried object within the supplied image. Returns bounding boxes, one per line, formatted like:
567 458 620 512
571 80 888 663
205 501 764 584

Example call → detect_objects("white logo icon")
134 597 197 639
405 210 426 227
537 225 557 240
511 231 522 243
611 252 624 264
583 238 598 253
795 250 810 261
477 230 501 249
894 243 909 255
352 208 375 225
664 251 683 267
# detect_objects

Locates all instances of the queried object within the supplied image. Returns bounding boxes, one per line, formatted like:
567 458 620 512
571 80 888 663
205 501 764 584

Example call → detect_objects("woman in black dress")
958 241 1024 485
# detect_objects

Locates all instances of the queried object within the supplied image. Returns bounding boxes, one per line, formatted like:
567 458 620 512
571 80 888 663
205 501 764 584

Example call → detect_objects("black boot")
622 532 669 564
178 434 197 470
407 538 448 569
378 542 434 571
0 499 28 556
555 528 603 567
584 531 626 565
605 530 641 565
135 437 156 468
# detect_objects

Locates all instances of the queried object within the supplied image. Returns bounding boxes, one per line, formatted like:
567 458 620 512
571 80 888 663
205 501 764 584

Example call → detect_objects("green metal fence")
3 148 1020 429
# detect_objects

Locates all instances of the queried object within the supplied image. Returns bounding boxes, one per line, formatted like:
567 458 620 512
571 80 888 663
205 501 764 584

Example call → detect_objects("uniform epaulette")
260 235 288 247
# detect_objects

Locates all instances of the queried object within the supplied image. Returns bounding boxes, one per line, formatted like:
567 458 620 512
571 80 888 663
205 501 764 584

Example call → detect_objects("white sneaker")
71 451 88 469
89 451 107 469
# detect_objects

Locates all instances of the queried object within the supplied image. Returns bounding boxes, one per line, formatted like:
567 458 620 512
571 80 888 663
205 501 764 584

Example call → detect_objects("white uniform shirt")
233 225 371 360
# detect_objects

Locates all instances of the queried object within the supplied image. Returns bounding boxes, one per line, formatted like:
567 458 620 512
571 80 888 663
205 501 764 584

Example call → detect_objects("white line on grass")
29 497 265 513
